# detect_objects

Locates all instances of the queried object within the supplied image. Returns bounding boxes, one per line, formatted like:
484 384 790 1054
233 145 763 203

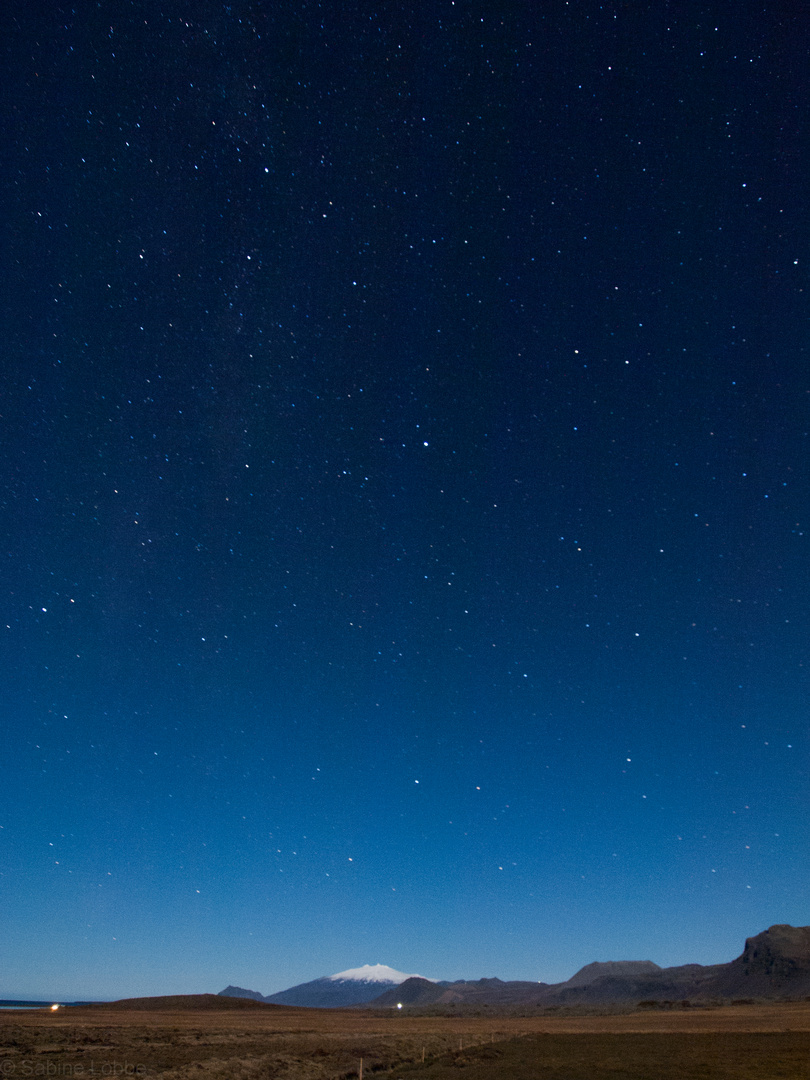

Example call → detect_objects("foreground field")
1 1000 809 1079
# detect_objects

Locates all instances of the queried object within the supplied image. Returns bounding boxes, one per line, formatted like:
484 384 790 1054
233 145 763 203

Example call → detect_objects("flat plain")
1 998 809 1079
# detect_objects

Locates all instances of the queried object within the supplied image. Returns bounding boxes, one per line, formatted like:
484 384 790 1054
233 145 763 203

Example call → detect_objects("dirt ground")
1 1000 809 1079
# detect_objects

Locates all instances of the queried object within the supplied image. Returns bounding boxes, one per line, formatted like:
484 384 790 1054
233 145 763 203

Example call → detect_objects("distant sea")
0 1003 52 1010
0 1001 84 1009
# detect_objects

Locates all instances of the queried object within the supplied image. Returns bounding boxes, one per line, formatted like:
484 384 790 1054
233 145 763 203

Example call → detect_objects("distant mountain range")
219 924 810 1008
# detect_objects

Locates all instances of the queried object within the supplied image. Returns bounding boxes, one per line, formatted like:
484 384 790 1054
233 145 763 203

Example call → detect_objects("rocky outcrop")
739 924 810 980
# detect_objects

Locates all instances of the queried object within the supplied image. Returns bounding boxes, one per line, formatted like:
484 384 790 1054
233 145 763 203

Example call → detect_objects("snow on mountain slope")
328 964 434 983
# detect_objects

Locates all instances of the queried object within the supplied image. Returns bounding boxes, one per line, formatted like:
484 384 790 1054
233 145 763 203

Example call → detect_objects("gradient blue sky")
1 1 807 1001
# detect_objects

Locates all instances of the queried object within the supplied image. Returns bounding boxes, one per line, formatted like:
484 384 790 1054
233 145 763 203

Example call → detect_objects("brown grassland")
1 999 810 1080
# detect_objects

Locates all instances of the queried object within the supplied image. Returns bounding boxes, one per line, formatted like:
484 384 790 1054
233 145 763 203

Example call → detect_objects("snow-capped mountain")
328 964 428 984
264 964 435 1007
220 965 435 1008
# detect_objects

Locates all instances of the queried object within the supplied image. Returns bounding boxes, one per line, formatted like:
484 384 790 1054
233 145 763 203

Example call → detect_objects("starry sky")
2 2 807 1002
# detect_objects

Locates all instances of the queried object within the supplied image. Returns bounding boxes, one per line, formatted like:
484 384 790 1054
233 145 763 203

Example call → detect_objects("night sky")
2 2 807 1001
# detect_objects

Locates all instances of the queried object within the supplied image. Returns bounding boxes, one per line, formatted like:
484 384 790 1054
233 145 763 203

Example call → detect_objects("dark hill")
372 976 548 1008
565 960 661 987
88 994 279 1011
370 977 447 1007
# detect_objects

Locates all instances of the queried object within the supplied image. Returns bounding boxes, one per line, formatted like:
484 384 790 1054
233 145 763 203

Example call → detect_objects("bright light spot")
50 1004 60 1011
397 1003 402 1009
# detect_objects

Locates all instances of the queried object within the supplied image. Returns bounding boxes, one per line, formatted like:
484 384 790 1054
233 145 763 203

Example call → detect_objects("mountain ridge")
218 924 810 1009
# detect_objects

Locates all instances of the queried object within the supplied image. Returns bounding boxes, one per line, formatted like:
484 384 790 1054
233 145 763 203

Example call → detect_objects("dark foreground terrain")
396 1030 810 1079
1 998 809 1079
